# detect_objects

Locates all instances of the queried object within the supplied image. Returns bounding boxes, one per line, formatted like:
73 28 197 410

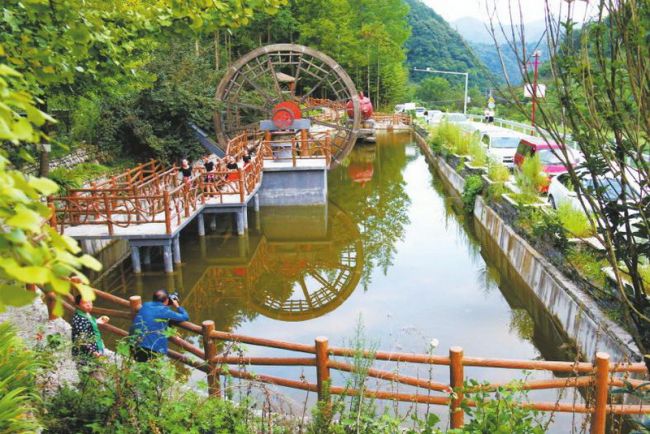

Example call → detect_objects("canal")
95 131 582 430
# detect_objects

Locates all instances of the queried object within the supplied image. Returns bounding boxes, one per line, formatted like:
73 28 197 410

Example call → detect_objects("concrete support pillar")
255 210 261 231
81 239 93 254
238 233 248 257
199 236 207 260
235 210 245 236
210 215 217 231
163 243 174 274
243 207 249 230
166 273 176 293
172 236 181 265
197 213 206 237
135 274 144 296
142 246 152 266
253 194 260 212
130 244 142 274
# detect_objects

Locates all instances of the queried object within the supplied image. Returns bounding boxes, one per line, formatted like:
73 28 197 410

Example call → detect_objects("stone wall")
24 144 107 175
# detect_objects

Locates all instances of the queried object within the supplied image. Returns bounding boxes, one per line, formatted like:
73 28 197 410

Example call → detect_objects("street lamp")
413 67 470 114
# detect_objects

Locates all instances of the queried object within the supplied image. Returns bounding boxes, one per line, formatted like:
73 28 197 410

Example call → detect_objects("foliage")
405 0 492 111
0 65 101 314
0 323 42 433
459 380 548 433
493 0 650 352
556 203 595 238
517 207 568 252
432 122 471 155
48 163 114 195
42 342 259 433
462 175 484 213
566 246 608 288
487 162 511 183
468 139 488 167
515 155 547 202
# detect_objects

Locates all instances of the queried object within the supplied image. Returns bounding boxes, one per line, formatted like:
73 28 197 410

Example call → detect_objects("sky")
422 0 594 23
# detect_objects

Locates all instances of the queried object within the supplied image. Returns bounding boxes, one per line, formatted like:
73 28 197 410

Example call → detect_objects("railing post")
202 320 220 398
291 137 297 167
102 191 113 236
238 170 245 202
315 337 330 402
183 184 190 218
163 191 171 235
47 197 57 229
591 352 610 434
449 346 465 429
300 129 308 155
45 291 58 320
129 295 142 317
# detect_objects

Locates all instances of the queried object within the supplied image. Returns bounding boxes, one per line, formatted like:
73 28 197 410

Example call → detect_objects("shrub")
49 163 114 195
487 162 510 183
0 323 42 433
515 155 548 200
517 207 568 251
556 202 595 238
468 140 488 167
42 342 258 433
462 175 484 213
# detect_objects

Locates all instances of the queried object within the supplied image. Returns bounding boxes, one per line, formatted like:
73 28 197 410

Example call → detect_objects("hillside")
405 0 492 89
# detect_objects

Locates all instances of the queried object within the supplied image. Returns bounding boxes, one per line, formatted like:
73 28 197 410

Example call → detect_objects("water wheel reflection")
185 203 362 322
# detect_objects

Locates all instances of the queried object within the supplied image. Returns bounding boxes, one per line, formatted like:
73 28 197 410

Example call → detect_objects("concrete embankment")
413 130 641 362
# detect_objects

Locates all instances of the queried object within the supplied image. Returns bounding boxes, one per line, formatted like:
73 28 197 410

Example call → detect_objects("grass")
515 154 547 199
468 139 488 167
487 162 511 183
556 202 595 238
566 246 608 288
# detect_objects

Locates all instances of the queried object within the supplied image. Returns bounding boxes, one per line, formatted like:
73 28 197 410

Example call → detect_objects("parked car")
425 110 443 125
514 137 578 191
414 107 426 118
441 113 468 124
480 130 524 168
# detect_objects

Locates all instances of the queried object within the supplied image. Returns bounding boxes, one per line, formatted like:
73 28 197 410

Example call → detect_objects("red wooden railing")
54 288 650 434
373 112 412 126
50 130 330 235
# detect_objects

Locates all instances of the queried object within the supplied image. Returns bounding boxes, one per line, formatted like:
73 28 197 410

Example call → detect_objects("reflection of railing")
373 112 411 126
260 131 332 167
55 288 649 434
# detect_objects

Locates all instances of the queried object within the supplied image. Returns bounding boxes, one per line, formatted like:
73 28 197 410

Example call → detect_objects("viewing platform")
50 131 332 273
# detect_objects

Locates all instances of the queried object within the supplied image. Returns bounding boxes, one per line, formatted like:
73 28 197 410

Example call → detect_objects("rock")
0 296 80 395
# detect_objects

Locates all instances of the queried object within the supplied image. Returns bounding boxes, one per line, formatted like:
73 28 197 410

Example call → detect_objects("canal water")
95 132 584 431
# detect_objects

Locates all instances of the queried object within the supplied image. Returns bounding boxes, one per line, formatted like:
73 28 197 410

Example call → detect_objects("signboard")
524 84 546 98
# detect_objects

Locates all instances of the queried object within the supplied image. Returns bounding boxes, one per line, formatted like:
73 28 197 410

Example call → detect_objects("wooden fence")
373 112 412 126
54 288 650 434
50 130 330 235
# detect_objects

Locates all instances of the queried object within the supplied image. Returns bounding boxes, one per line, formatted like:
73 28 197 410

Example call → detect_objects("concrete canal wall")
259 168 327 206
414 130 642 362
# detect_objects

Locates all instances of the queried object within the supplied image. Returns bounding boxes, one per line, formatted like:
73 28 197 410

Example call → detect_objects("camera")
168 292 180 303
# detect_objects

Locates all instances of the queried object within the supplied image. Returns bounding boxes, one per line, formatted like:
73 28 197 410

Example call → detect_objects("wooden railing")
260 130 332 167
54 288 650 434
50 129 329 234
373 112 412 126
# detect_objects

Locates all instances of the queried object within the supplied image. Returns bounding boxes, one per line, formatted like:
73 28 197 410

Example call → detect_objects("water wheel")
215 43 360 166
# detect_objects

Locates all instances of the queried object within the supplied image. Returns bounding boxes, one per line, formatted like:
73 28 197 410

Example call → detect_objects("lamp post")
531 50 541 127
413 67 470 114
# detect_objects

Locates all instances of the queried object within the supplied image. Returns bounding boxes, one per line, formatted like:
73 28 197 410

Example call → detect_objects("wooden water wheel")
215 43 360 166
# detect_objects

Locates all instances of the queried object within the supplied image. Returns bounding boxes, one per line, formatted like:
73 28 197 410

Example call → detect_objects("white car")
480 131 524 168
547 171 638 212
415 107 426 118
425 110 443 125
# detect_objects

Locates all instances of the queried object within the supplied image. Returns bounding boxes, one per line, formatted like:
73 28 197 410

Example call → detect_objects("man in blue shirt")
129 289 189 362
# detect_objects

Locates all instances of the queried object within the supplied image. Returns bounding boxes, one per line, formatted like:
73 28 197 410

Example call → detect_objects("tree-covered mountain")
404 0 492 88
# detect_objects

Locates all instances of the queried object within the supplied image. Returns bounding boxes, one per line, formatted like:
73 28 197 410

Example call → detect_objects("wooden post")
202 320 220 397
315 337 330 402
47 198 57 229
591 352 610 434
449 346 465 429
163 191 171 235
45 292 58 320
129 295 142 317
291 137 296 167
325 133 331 166
300 129 308 155
238 170 245 202
183 184 190 218
102 191 113 236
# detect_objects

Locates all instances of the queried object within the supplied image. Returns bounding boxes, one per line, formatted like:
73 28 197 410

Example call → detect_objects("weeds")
487 162 510 183
468 140 488 167
462 175 484 213
556 202 595 238
515 155 547 200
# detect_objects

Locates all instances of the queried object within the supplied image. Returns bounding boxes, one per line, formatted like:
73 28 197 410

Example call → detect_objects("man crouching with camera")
129 289 189 362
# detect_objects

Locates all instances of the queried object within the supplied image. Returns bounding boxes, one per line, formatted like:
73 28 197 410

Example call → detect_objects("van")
480 131 523 168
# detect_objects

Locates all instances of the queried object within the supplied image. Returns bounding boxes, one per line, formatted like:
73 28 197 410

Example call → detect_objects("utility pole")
412 67 470 114
531 50 541 127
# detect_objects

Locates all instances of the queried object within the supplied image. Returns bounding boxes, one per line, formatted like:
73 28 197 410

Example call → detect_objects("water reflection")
183 203 363 326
